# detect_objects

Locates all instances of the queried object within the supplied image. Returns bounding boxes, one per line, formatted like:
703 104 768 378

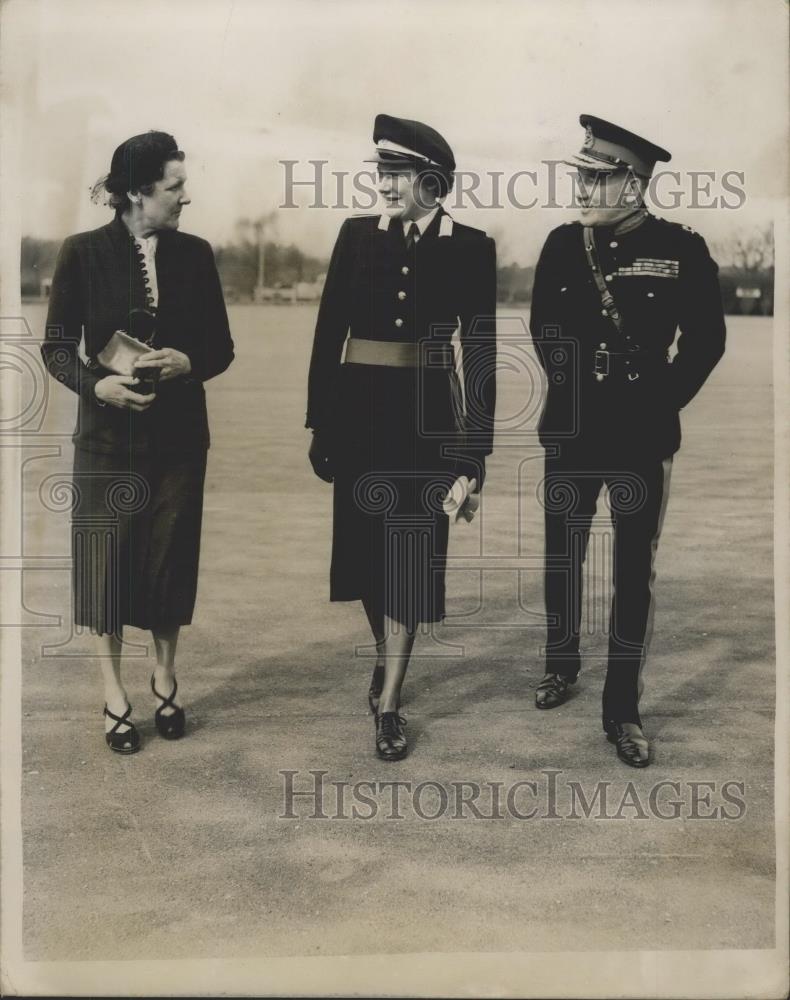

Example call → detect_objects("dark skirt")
330 361 462 628
71 447 207 635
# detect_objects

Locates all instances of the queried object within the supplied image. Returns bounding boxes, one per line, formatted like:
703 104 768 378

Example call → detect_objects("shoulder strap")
582 225 625 337
438 212 453 237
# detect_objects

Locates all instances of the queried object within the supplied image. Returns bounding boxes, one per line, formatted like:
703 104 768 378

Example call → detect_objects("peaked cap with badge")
562 114 671 179
366 113 456 175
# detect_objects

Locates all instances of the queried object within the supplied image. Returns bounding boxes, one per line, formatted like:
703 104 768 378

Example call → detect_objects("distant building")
294 279 324 301
719 268 773 315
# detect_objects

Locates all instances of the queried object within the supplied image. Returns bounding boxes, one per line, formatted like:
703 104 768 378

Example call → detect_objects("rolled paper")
443 476 480 523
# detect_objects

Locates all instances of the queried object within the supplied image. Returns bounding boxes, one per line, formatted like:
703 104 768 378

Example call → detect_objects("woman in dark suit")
41 131 234 753
306 114 497 761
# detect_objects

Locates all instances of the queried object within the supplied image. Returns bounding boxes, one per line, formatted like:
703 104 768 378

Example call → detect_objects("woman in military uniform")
42 132 234 753
306 114 497 760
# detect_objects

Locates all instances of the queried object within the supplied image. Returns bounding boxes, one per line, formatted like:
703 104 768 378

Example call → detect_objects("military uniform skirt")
71 447 207 635
330 361 461 629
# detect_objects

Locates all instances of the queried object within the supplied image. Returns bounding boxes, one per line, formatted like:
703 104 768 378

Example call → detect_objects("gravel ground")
17 305 775 964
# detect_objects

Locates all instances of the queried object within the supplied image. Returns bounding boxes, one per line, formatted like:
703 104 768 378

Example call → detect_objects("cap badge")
583 125 595 148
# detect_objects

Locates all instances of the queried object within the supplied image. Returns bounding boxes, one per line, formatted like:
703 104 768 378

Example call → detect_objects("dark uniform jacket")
529 213 726 460
306 207 497 457
42 216 234 455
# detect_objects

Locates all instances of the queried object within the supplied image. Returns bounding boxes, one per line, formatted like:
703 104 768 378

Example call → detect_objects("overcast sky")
11 0 787 264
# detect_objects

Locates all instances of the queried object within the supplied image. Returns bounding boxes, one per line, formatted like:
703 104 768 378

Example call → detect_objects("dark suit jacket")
529 214 726 460
306 207 497 457
42 216 234 454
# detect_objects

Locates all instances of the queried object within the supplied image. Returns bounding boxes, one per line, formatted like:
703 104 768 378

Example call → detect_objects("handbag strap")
128 307 157 347
582 225 625 339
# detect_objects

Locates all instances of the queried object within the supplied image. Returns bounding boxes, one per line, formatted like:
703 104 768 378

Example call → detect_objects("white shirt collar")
403 205 440 237
137 233 159 249
122 220 159 249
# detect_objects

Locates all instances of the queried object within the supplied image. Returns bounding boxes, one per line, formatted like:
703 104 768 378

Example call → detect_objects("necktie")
405 221 419 250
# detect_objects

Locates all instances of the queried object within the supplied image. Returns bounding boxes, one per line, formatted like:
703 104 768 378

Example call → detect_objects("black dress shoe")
103 702 141 755
535 672 576 709
604 720 650 768
151 674 186 740
375 711 408 761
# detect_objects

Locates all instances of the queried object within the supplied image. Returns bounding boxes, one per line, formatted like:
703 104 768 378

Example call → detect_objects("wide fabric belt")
345 338 454 369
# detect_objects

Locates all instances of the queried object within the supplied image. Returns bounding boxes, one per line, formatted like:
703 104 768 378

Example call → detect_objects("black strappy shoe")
375 711 408 761
103 702 140 755
150 674 186 740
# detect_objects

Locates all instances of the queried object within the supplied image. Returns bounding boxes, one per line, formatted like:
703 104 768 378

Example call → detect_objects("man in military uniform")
306 114 496 761
529 115 726 767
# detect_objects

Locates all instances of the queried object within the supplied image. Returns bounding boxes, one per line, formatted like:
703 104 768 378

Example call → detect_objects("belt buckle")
594 349 610 381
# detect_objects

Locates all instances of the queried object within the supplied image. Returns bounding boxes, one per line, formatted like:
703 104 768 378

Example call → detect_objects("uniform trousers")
542 450 673 724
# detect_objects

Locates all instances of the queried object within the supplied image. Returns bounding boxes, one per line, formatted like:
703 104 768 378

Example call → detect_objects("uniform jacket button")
609 240 618 248
601 309 608 316
398 291 406 300
647 291 655 297
395 318 404 328
401 266 409 275
599 342 607 349
605 274 613 281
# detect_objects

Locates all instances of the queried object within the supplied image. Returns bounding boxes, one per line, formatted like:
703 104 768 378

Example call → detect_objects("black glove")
308 429 334 483
458 452 486 492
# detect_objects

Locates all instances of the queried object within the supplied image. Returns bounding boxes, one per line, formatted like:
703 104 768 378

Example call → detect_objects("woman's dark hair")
91 131 185 213
417 166 454 201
